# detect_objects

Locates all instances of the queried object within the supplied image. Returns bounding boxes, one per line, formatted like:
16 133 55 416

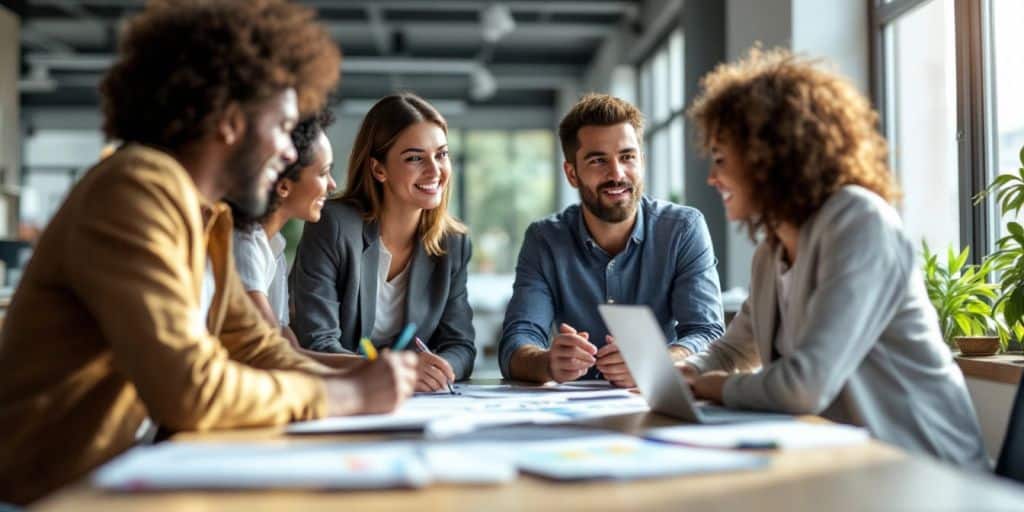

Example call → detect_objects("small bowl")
954 336 1001 356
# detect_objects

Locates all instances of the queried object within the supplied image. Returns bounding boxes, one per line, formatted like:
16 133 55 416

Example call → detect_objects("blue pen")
392 322 417 351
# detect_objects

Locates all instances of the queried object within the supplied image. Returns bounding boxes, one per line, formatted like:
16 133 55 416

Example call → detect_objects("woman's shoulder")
818 185 901 228
232 225 268 253
440 229 471 256
810 185 913 263
320 198 367 224
310 199 372 240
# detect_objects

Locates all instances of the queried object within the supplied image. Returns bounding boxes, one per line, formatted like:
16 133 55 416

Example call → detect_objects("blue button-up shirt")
498 196 725 379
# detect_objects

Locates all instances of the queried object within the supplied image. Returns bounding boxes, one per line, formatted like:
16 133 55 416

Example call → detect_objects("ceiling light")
481 3 516 43
469 66 497 101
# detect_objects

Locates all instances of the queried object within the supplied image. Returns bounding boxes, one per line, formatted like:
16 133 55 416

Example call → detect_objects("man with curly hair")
0 1 417 504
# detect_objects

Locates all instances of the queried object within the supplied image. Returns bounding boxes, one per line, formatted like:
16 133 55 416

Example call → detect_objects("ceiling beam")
32 0 107 31
328 21 617 41
41 0 637 18
21 26 76 54
309 0 638 17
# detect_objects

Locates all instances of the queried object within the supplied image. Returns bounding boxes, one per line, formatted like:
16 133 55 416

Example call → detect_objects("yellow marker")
359 338 378 361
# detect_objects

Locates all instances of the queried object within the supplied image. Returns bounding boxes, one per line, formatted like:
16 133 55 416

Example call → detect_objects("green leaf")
1006 286 1024 328
953 315 973 338
1009 222 1024 241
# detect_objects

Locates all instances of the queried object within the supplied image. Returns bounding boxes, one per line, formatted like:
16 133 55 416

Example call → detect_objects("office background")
0 0 1021 459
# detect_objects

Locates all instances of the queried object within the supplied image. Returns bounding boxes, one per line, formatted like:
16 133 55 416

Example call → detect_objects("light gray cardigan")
687 186 987 467
289 199 476 380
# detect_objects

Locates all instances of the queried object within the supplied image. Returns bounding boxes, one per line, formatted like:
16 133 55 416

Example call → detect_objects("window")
989 0 1024 238
882 0 959 252
638 27 685 203
449 129 556 275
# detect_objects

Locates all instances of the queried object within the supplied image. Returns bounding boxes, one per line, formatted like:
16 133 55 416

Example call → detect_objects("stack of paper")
94 426 775 491
93 442 432 491
510 434 769 480
287 390 650 438
645 421 870 450
94 441 519 491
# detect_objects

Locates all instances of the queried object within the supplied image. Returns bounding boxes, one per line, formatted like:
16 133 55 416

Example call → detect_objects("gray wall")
721 0 792 290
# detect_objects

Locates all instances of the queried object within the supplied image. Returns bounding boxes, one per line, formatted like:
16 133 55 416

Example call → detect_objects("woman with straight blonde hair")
290 93 476 390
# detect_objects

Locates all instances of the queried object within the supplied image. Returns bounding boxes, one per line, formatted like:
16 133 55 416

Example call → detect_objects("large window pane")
640 59 654 122
991 0 1024 236
463 130 555 274
885 0 959 251
652 45 670 124
648 129 670 200
668 28 685 113
668 116 685 203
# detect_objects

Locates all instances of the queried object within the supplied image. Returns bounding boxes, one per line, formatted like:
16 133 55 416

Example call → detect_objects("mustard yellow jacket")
0 145 331 505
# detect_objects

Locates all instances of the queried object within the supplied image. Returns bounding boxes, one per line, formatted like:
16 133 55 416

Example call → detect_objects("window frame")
872 0 996 263
637 27 686 203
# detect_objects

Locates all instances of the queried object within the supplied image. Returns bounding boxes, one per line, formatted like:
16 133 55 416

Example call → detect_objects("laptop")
597 304 790 424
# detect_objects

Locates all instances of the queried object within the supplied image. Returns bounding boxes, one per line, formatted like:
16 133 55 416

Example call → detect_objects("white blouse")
370 243 411 345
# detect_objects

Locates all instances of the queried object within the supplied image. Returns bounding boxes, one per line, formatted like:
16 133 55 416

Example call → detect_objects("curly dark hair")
100 0 341 152
231 108 336 228
688 47 901 244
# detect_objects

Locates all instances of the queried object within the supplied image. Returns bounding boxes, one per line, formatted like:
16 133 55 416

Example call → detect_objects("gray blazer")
289 200 476 380
688 186 987 467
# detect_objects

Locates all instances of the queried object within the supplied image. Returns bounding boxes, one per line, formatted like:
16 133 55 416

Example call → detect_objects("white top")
200 256 215 327
370 243 411 344
232 226 290 326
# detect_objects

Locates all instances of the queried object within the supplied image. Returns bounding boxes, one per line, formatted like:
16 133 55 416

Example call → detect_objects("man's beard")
222 130 273 218
578 174 642 223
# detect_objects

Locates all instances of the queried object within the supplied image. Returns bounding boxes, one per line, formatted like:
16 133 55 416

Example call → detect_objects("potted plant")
922 243 1003 355
974 145 1024 351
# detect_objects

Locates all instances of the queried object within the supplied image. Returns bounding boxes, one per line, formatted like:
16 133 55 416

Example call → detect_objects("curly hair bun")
100 0 341 151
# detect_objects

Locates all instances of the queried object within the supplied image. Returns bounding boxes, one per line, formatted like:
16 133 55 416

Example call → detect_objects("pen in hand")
359 337 378 361
413 336 458 395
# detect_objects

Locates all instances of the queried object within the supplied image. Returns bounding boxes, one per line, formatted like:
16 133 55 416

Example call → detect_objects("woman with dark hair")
230 109 337 349
291 93 476 391
681 48 987 467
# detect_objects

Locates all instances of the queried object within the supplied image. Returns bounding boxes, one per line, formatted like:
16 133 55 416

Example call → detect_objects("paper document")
94 442 430 490
511 434 768 480
95 441 518 491
419 445 517 484
417 382 633 400
287 391 649 437
646 421 870 450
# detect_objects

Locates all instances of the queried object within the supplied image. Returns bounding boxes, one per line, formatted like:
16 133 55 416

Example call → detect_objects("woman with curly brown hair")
680 49 987 467
0 1 417 504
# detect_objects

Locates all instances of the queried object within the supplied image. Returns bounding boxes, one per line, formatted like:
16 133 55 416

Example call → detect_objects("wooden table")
31 409 1024 511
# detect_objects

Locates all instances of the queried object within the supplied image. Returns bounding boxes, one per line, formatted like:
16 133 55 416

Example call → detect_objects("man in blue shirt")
499 93 724 387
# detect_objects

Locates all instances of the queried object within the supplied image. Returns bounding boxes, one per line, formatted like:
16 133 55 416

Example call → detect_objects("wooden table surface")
31 407 1024 512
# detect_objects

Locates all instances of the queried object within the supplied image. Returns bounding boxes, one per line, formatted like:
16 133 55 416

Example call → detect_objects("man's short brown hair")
100 0 341 152
558 93 645 165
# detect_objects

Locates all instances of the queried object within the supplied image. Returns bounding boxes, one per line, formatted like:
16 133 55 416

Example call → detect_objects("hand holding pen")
412 336 457 394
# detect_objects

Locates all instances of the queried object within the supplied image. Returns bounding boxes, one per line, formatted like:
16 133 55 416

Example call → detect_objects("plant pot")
954 336 1001 356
